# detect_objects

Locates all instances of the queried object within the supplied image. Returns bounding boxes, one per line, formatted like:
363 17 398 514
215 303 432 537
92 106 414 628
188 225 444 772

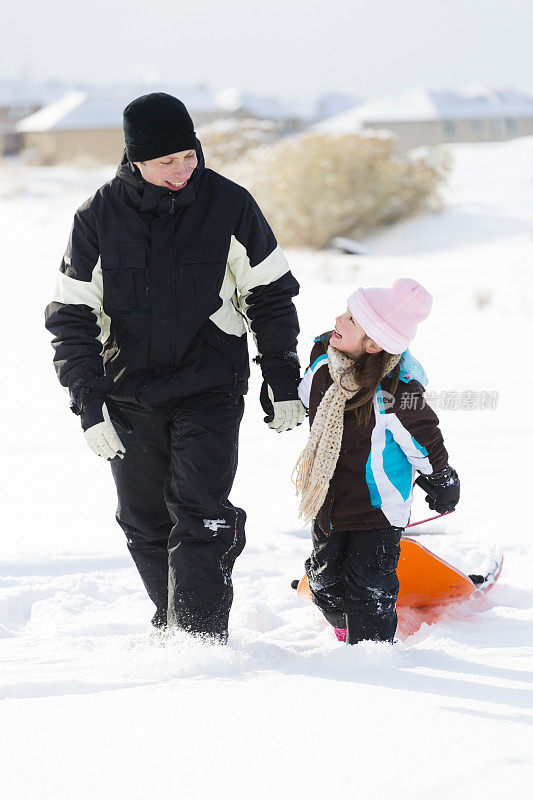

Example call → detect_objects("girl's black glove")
415 465 460 513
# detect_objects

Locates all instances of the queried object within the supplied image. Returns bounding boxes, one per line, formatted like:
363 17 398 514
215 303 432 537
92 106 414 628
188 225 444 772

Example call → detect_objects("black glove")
259 379 275 422
415 465 460 514
70 375 133 434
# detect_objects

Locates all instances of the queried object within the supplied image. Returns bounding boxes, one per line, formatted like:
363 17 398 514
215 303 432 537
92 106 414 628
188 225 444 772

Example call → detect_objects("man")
45 92 305 642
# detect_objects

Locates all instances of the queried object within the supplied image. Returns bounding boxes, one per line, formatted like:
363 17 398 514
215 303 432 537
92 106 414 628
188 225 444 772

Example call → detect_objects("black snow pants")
305 521 403 644
109 387 246 641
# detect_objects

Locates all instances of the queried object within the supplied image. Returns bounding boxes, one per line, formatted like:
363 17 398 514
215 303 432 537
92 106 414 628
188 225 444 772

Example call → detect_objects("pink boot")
334 627 347 642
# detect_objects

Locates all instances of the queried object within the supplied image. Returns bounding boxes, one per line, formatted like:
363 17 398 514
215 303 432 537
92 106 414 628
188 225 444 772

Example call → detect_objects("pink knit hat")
347 278 433 354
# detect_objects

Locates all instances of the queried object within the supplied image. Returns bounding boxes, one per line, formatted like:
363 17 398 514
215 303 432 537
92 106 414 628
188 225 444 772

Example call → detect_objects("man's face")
133 149 198 191
330 307 382 358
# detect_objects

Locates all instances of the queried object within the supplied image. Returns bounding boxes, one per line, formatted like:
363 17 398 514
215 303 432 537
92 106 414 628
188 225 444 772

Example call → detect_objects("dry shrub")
197 116 282 171
225 131 446 249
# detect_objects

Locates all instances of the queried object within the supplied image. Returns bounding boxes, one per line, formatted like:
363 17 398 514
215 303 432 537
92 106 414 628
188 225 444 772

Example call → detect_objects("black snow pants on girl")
109 387 246 641
305 521 403 644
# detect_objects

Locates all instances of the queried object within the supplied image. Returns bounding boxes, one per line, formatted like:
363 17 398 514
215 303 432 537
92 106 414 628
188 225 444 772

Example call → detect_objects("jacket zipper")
169 199 179 371
145 268 150 310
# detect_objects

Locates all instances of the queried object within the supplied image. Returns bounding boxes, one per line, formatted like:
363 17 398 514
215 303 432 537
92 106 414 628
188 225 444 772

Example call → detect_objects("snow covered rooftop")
215 87 317 121
0 77 75 108
15 84 221 133
316 87 533 133
16 92 88 132
15 83 332 133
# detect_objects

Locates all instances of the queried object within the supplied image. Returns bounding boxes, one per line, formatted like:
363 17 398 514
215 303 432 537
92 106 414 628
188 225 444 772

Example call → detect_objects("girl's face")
330 308 382 358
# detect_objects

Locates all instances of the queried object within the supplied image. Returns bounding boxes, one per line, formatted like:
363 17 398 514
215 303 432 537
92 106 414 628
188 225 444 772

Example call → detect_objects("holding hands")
257 351 306 433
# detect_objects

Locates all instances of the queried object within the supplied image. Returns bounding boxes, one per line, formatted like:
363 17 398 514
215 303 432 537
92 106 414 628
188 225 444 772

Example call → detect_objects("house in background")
314 92 364 122
213 88 360 133
315 87 533 151
214 87 314 134
0 77 75 156
14 81 530 163
14 83 224 165
11 82 362 165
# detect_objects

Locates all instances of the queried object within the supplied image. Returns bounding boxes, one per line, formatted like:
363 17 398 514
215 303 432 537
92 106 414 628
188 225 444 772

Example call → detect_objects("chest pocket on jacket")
101 247 147 311
180 241 228 303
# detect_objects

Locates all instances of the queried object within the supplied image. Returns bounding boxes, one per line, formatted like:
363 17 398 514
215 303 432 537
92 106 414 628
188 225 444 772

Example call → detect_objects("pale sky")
4 0 533 101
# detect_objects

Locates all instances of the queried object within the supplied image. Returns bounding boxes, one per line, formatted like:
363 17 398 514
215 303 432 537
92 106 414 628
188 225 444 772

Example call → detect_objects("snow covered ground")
1 137 532 799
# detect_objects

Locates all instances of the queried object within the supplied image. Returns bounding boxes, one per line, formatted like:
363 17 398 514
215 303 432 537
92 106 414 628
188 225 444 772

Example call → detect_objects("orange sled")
293 537 502 637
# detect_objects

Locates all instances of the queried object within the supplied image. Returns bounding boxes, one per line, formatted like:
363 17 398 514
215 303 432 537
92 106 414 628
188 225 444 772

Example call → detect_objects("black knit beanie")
123 92 197 162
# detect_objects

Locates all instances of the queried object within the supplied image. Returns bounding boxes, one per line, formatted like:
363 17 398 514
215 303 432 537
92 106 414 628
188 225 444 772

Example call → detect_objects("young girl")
293 278 460 645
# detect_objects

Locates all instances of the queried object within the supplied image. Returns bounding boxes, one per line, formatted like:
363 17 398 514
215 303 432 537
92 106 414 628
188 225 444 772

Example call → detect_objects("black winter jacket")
45 141 300 411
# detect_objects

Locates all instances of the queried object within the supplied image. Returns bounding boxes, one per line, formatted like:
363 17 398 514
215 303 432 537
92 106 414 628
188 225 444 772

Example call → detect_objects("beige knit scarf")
293 345 402 524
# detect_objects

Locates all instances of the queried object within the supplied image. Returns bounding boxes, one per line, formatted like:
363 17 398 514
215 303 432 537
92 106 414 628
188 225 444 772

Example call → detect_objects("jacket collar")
115 138 206 215
387 349 429 387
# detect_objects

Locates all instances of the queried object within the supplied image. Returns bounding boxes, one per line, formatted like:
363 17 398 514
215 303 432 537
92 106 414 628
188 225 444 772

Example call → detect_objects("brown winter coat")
298 334 449 533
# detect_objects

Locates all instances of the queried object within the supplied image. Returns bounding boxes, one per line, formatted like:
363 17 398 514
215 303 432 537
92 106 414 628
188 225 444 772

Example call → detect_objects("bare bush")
197 116 282 171
224 131 447 249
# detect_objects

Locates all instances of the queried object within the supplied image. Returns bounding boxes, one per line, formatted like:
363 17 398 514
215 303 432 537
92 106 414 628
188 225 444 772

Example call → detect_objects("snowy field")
1 137 532 799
